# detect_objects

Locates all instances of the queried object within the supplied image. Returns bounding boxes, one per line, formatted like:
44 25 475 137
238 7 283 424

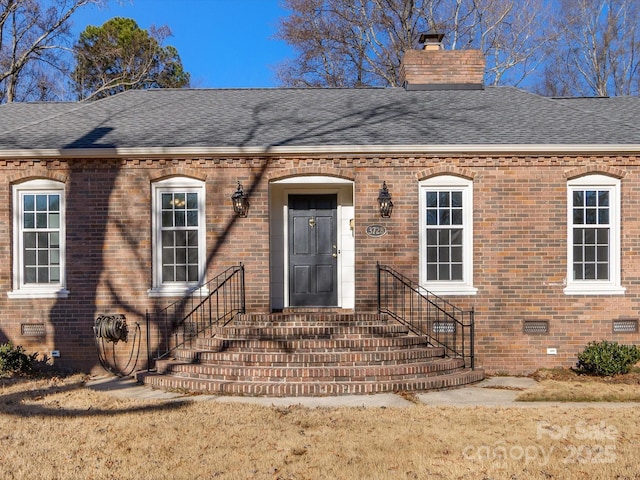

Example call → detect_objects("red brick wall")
0 155 638 375
399 49 486 87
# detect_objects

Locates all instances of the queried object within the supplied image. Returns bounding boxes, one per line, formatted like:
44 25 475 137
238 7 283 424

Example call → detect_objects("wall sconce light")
231 181 249 217
378 181 393 217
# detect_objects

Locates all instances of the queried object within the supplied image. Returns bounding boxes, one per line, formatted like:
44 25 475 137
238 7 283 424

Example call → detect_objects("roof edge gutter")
2 144 640 159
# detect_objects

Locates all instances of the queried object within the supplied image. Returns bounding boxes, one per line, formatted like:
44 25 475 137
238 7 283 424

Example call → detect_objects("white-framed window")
419 175 477 295
8 179 68 299
564 174 625 295
149 177 206 296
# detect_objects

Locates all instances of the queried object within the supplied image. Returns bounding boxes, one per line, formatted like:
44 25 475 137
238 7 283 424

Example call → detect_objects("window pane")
50 232 59 248
451 192 462 207
439 264 449 280
36 195 48 211
187 193 198 209
162 247 174 265
598 209 609 224
451 229 463 245
597 264 609 280
50 267 60 282
49 213 60 229
174 211 186 227
162 211 173 228
573 191 583 206
175 265 187 282
175 231 187 246
24 232 36 248
427 264 437 280
573 208 584 224
598 191 609 206
36 213 48 228
586 208 597 224
49 195 59 211
426 192 437 207
187 210 198 227
426 209 437 225
163 265 175 282
162 193 173 209
585 191 597 206
24 250 36 266
427 247 437 262
439 192 450 207
451 246 463 262
23 195 34 211
188 265 199 282
451 264 463 280
37 232 49 248
439 209 450 225
24 267 36 283
23 212 35 229
451 209 463 225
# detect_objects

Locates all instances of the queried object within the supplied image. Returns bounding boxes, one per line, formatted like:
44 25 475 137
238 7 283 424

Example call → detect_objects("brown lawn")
0 373 639 479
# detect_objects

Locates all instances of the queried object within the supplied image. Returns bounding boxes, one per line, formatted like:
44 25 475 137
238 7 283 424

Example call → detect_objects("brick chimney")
399 33 485 90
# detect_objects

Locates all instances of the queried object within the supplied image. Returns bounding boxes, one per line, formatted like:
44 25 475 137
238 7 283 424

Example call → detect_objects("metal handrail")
377 263 475 369
146 264 245 370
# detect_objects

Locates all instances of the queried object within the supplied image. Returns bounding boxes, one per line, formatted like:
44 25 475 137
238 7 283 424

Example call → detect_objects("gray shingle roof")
1 87 639 153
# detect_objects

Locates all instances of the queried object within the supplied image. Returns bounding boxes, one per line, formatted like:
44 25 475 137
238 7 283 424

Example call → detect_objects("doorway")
288 194 338 306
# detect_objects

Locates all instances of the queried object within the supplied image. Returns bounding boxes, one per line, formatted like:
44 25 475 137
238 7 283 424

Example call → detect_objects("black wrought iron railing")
146 264 245 369
377 263 475 369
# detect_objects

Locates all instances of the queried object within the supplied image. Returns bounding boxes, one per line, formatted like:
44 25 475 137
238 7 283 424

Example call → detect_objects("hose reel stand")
93 314 141 376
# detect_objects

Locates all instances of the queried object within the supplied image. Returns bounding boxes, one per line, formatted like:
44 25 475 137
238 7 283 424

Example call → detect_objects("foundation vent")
612 319 638 333
523 320 549 335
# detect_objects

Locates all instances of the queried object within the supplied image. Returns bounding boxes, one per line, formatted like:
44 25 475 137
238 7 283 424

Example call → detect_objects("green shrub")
576 340 640 376
0 342 36 376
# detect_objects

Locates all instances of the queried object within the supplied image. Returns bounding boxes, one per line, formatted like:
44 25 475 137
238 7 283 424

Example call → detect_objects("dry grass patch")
0 374 639 479
517 368 640 402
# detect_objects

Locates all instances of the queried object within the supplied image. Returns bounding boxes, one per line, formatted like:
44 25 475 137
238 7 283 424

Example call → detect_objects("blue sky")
72 0 293 88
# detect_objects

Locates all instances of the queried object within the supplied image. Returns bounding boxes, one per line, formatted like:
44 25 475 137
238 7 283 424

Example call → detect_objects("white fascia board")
2 143 640 158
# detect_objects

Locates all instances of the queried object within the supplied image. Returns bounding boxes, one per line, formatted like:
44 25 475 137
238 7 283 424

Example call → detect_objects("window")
150 177 206 296
419 176 476 295
9 179 68 298
565 174 624 295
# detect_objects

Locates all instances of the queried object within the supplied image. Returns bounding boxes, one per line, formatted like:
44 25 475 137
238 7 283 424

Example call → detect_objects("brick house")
1 38 639 384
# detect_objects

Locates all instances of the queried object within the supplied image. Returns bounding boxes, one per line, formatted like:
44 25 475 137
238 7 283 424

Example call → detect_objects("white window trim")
564 174 625 296
419 176 477 296
8 179 69 299
148 177 207 297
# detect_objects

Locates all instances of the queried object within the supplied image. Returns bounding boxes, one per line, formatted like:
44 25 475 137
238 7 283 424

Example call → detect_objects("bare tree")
0 0 104 103
537 0 640 97
276 0 550 88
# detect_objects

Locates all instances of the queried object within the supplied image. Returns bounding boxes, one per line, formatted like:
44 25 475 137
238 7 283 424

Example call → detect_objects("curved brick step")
234 313 386 326
169 345 446 367
140 368 485 397
156 357 464 382
196 335 429 352
211 324 410 340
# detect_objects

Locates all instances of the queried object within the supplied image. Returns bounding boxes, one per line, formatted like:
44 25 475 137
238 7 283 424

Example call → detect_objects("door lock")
308 217 315 228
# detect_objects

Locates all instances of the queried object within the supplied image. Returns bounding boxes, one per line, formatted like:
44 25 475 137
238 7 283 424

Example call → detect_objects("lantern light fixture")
231 181 249 217
378 181 393 217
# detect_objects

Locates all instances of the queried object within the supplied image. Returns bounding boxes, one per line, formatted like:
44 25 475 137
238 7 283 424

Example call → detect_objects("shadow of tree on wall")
43 95 415 374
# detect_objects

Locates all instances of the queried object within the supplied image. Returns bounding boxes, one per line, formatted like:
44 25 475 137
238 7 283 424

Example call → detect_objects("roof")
1 87 639 157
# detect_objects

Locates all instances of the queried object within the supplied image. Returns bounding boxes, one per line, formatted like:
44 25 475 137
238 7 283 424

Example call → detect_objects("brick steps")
139 369 485 397
141 312 482 397
155 357 464 382
169 346 446 366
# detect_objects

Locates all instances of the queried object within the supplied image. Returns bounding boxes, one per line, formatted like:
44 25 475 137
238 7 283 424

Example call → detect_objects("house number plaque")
365 224 387 237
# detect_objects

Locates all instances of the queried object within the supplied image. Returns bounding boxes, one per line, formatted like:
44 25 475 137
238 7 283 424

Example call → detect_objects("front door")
288 194 338 306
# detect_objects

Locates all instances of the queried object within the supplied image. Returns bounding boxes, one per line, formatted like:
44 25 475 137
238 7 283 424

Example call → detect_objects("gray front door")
288 194 338 306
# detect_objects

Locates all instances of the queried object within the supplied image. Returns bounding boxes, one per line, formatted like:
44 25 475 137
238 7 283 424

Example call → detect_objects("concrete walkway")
86 375 640 408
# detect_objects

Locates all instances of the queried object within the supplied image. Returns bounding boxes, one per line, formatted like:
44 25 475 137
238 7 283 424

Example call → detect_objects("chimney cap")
419 32 445 45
